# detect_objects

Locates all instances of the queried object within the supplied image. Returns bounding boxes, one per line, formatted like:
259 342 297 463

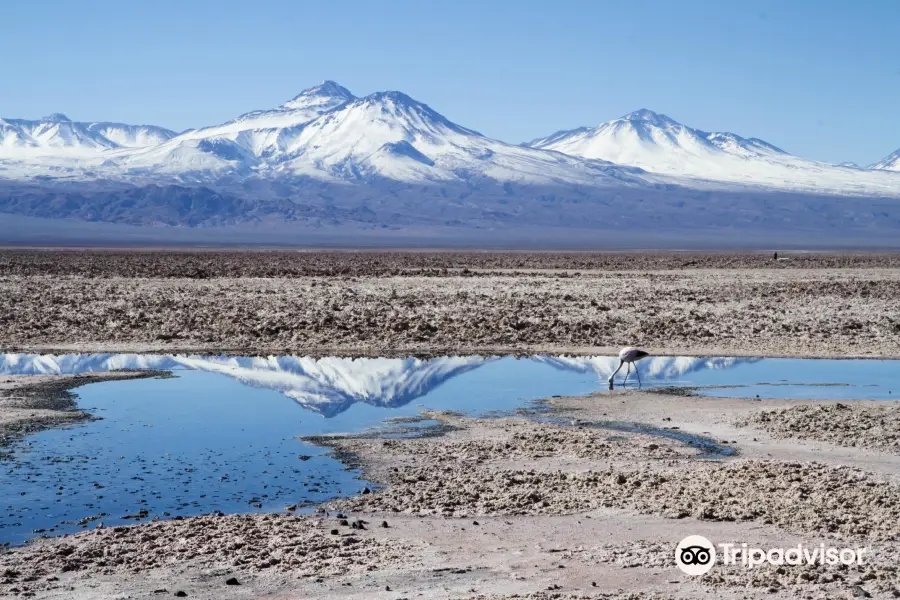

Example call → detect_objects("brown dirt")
4 249 900 278
2 251 900 357
329 416 900 542
0 513 420 597
736 403 900 454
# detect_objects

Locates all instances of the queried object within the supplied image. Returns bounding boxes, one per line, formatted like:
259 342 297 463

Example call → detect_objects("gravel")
737 404 900 454
3 256 900 356
0 513 420 597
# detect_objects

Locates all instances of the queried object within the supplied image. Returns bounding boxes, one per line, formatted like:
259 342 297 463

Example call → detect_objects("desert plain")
1 249 899 600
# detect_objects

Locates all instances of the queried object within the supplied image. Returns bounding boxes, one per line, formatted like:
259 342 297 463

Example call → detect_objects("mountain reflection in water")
1 353 762 417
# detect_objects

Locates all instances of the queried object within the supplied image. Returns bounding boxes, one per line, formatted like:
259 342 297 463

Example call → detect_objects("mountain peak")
43 113 72 123
278 81 356 113
619 109 678 126
278 79 356 116
296 80 354 100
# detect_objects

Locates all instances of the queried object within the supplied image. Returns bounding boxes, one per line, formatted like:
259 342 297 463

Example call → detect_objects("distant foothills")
1 81 899 248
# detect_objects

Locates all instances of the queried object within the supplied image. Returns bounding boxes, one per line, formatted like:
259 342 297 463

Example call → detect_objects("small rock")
174 593 188 598
225 577 240 586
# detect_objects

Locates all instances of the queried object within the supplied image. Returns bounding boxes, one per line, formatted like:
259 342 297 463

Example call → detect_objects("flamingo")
608 347 650 388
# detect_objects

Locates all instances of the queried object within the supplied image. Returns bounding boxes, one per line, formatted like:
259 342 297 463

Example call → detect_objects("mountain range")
0 113 176 153
2 81 900 247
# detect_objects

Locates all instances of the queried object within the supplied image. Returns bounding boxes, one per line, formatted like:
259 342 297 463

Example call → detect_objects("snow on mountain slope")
871 148 900 171
85 122 177 148
105 82 358 178
0 353 493 418
188 80 355 138
528 109 900 196
270 90 642 185
2 85 900 202
110 84 654 187
0 113 176 155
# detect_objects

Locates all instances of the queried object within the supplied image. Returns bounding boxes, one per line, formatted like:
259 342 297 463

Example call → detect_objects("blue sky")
2 0 898 165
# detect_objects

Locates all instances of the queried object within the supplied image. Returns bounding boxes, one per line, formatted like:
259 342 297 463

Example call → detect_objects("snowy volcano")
527 109 900 196
105 84 650 188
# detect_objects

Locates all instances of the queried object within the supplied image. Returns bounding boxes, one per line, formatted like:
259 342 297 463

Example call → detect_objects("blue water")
669 358 898 400
1 353 898 546
0 357 599 545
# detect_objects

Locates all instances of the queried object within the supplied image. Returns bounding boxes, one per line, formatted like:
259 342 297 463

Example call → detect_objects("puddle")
1 353 898 545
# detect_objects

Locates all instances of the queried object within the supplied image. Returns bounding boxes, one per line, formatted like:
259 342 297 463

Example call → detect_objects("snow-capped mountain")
871 148 900 171
0 353 493 418
527 109 900 196
3 86 898 195
527 109 786 162
1 82 900 245
0 113 176 154
107 83 649 188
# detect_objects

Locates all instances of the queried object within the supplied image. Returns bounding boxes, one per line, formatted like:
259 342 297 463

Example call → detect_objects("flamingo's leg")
623 362 631 385
635 364 641 388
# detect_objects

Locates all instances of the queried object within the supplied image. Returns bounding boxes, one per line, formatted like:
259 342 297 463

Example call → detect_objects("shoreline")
0 371 168 454
4 344 900 360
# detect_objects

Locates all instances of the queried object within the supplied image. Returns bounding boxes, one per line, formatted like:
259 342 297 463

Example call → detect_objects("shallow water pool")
1 352 898 545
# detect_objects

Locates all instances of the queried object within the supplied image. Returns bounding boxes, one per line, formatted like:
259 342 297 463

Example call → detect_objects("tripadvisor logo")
675 535 716 575
675 536 868 576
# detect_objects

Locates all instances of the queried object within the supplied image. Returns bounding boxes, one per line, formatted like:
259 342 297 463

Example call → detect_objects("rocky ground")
4 250 900 278
736 403 900 454
2 250 900 599
2 251 900 356
0 513 421 597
